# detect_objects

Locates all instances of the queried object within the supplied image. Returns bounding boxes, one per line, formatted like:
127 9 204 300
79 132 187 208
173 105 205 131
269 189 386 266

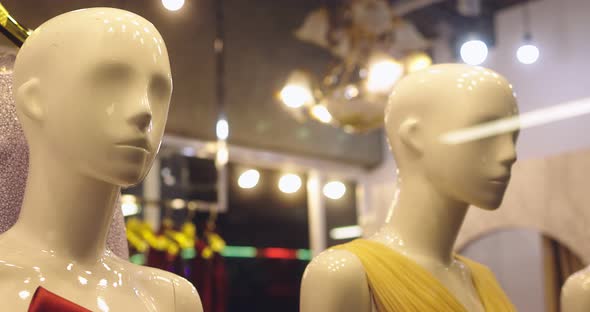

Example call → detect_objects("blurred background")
2 0 590 311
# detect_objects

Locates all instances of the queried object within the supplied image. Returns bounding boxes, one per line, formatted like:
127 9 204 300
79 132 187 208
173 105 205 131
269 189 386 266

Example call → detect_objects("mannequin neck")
11 149 119 265
382 173 469 266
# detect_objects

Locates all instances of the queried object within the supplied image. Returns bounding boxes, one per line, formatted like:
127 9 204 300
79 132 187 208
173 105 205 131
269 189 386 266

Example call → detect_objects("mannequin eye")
89 62 134 88
149 74 172 102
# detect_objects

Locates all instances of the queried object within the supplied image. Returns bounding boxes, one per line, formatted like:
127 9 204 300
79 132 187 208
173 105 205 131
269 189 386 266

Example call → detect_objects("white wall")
460 229 546 312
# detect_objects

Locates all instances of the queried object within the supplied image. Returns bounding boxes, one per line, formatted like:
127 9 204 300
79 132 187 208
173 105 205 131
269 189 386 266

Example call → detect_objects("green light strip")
221 246 257 258
181 247 197 260
220 246 312 260
296 249 312 261
130 246 311 261
130 253 146 265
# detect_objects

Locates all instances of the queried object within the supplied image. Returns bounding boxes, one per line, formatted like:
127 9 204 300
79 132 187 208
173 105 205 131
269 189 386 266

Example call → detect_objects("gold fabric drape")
334 239 516 312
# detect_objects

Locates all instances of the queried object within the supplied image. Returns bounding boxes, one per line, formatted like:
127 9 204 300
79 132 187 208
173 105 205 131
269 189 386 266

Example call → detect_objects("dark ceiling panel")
0 0 383 167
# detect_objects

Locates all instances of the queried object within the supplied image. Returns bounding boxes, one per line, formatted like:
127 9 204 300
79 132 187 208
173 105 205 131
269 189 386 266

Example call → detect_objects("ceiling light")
366 58 404 93
279 84 313 109
460 39 488 65
405 52 432 73
330 225 363 240
323 181 346 200
238 169 260 189
215 140 228 168
517 44 539 64
170 198 186 210
216 118 229 140
344 85 359 99
278 173 302 194
310 105 333 123
162 0 185 11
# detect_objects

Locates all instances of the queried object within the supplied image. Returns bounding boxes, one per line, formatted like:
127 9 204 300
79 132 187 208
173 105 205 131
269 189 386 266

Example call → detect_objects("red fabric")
191 239 228 312
146 226 181 274
28 287 91 312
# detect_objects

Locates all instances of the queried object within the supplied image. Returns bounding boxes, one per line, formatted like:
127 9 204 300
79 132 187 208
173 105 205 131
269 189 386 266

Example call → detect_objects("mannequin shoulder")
106 256 203 312
561 269 590 312
300 248 372 312
155 269 204 312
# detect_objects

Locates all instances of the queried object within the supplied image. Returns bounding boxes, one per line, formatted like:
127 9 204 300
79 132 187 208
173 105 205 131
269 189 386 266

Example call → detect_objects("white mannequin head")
385 64 518 210
14 8 172 187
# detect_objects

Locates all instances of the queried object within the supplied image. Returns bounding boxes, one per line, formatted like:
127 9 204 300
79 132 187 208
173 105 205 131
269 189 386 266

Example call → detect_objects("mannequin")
0 64 129 259
301 64 518 312
0 8 202 311
561 267 590 311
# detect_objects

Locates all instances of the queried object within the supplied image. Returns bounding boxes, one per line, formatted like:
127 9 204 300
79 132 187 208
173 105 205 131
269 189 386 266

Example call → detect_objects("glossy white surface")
0 8 202 311
301 64 518 312
562 266 590 312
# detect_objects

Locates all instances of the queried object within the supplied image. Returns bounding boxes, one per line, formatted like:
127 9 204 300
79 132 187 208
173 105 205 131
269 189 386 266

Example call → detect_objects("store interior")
1 0 589 311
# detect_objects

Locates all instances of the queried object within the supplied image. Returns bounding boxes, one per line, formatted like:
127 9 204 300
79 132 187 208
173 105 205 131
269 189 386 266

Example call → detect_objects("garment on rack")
334 239 516 312
28 287 91 312
147 247 179 272
145 223 182 274
191 238 228 312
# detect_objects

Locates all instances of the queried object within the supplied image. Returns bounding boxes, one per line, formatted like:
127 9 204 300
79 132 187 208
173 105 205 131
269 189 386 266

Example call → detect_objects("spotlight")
279 85 313 109
162 0 185 11
215 140 228 167
310 105 333 124
460 40 488 65
170 198 186 210
216 118 229 140
366 58 404 93
238 169 260 189
405 52 432 73
517 44 539 64
323 181 346 200
278 173 302 194
344 85 359 99
330 225 362 240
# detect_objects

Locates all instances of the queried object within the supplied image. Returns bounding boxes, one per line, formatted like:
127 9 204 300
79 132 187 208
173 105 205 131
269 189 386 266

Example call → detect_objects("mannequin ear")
398 117 423 154
16 78 44 122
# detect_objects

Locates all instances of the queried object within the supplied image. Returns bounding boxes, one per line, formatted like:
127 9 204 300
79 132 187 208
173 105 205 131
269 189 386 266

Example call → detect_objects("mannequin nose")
498 140 517 167
130 111 152 132
129 95 153 132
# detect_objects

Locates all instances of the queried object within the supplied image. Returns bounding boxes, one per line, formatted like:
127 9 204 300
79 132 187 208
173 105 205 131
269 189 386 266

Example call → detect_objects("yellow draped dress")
334 239 516 312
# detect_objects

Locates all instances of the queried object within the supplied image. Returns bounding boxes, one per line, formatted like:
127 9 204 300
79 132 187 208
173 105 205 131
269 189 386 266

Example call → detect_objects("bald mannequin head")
385 64 518 209
14 8 172 187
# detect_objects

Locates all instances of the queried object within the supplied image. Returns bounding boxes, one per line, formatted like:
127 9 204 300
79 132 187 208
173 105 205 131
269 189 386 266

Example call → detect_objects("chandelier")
277 0 433 133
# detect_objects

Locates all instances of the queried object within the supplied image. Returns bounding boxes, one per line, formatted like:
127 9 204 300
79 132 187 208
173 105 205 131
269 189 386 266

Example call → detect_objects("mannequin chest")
0 254 175 311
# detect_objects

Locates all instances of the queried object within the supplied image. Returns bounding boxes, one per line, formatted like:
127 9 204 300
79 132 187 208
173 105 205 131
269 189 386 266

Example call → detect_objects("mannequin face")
18 10 172 187
422 76 519 210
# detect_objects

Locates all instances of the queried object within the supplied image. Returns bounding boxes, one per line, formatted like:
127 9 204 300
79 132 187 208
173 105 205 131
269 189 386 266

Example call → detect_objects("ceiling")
0 0 529 167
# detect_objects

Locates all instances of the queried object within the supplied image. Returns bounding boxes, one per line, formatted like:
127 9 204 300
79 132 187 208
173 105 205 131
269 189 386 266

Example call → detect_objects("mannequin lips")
116 137 151 153
489 175 510 185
